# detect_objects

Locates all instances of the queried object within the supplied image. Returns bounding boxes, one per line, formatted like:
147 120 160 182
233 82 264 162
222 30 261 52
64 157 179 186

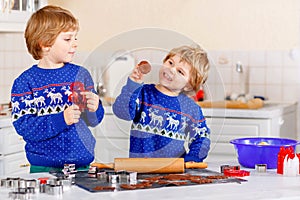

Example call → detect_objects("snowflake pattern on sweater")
113 78 210 162
11 63 104 168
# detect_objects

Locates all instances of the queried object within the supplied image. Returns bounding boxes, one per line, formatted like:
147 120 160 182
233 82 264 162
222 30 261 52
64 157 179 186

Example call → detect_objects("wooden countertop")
104 101 297 119
201 101 297 119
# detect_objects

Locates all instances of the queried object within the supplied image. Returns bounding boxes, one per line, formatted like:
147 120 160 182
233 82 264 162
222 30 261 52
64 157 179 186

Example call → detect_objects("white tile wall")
1 32 299 138
208 49 300 141
0 33 34 104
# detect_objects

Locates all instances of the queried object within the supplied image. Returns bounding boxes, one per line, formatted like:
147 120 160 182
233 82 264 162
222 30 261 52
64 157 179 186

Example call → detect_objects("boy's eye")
168 60 173 65
178 69 184 75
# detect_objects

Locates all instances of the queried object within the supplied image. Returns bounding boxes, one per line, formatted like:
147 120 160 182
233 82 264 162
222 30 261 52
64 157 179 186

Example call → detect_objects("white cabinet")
204 102 298 162
206 118 269 158
0 117 29 176
94 102 297 163
0 0 47 32
93 109 130 163
0 11 30 32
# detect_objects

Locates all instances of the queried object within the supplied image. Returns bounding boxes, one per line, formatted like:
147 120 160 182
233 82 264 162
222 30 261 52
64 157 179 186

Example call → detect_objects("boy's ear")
183 84 193 92
39 41 50 52
42 46 50 52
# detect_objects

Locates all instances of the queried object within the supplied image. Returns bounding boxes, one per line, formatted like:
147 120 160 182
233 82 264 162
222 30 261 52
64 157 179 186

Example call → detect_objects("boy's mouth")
163 72 173 81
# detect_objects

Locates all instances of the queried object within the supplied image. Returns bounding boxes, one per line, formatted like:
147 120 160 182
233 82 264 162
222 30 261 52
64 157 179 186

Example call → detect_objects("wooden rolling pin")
91 158 208 173
197 98 264 109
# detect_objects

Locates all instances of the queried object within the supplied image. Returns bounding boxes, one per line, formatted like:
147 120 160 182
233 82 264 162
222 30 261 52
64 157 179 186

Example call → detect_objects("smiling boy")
112 45 210 162
10 5 104 173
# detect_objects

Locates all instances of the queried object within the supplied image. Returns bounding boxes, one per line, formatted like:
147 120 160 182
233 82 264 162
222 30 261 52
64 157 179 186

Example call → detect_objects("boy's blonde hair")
163 45 210 95
24 5 79 60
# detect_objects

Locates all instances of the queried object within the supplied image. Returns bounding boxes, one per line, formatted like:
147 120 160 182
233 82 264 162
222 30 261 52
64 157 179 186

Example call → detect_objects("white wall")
1 0 299 138
48 0 300 51
47 0 299 139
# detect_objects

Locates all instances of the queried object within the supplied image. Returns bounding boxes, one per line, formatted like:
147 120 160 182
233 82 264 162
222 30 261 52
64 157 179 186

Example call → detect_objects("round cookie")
138 61 151 74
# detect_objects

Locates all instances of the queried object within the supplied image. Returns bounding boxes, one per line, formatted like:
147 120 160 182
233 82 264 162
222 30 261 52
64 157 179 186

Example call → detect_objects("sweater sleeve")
82 99 104 127
184 108 211 162
11 77 69 142
112 77 143 121
13 112 69 142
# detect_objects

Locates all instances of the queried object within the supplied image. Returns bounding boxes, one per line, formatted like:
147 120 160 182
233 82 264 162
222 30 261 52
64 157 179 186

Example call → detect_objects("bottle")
277 146 285 174
196 89 204 101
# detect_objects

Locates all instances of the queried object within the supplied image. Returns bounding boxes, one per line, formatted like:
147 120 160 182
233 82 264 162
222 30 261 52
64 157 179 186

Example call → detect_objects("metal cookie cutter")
1 178 13 188
97 171 107 182
59 177 72 191
25 179 37 189
38 177 49 193
63 163 76 175
129 171 137 184
8 191 29 200
117 171 130 184
63 164 77 184
220 165 240 173
107 172 118 184
46 184 63 196
88 166 98 178
255 164 267 172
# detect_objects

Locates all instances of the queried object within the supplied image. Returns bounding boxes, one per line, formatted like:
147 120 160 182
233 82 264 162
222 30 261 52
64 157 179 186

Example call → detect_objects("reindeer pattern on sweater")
113 78 210 162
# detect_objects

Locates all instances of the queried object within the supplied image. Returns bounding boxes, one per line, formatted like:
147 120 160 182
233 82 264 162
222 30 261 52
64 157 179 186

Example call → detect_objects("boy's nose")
169 67 176 75
72 40 78 48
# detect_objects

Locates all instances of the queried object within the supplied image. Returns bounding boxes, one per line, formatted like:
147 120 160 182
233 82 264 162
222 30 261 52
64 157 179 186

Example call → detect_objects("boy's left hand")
80 91 99 112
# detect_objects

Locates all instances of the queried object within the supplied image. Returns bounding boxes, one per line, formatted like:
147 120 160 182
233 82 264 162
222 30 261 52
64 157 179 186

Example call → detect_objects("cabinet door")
207 117 270 141
0 126 25 155
278 111 297 139
95 138 129 163
93 113 131 163
94 114 131 139
0 152 29 176
206 117 270 160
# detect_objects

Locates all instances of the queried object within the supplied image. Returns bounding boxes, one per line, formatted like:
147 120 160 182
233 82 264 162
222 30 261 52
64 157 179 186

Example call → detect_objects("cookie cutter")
220 165 240 173
8 191 30 200
255 164 267 172
97 171 107 182
46 184 63 196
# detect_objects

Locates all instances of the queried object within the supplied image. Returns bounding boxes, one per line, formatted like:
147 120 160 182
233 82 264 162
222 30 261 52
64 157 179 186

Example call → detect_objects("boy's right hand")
64 104 81 125
129 61 151 83
129 64 144 83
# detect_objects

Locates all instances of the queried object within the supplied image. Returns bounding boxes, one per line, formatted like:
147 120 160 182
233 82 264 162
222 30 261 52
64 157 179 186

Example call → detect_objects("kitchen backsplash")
1 32 300 104
0 32 36 104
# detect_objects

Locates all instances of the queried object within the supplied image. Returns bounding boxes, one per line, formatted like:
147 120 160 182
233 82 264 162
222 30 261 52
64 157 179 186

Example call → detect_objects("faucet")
236 61 243 73
96 82 106 98
235 61 249 95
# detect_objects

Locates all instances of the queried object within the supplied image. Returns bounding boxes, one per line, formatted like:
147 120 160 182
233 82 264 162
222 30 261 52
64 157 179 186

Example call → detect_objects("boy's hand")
129 64 144 83
64 104 81 125
81 91 99 112
129 61 151 83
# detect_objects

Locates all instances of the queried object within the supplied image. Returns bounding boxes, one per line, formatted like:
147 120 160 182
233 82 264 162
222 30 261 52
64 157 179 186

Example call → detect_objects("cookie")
138 61 151 74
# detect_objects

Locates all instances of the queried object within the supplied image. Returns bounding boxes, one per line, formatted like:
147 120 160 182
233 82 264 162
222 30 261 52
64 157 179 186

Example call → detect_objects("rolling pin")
91 158 208 173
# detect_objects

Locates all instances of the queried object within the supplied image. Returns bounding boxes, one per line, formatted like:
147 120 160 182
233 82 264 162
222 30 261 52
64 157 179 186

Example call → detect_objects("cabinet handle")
278 118 284 125
20 163 30 168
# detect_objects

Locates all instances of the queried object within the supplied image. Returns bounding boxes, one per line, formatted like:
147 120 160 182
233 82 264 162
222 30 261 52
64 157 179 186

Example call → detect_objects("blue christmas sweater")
112 78 210 162
10 63 104 168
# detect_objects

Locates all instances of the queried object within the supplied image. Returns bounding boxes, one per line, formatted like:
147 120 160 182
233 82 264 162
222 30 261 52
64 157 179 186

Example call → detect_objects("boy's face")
45 30 78 64
158 54 192 95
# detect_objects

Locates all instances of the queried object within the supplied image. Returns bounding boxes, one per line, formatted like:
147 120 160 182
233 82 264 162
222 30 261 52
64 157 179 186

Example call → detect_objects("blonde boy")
113 45 210 162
